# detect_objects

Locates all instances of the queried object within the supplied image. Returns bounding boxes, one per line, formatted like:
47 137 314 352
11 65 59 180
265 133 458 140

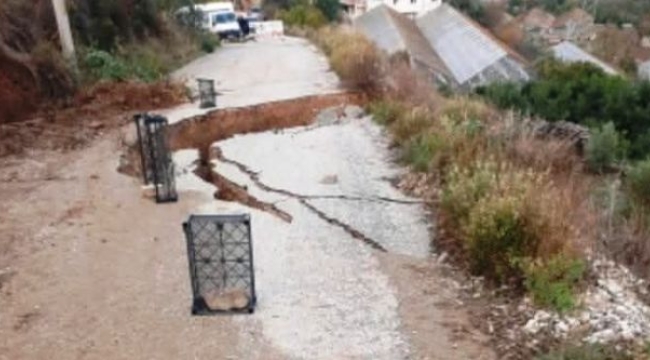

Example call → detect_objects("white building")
639 60 650 81
343 0 442 19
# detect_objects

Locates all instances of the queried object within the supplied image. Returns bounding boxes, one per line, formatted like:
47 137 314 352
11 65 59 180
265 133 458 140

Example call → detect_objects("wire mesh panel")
134 113 178 203
134 114 154 185
183 214 257 315
197 78 217 109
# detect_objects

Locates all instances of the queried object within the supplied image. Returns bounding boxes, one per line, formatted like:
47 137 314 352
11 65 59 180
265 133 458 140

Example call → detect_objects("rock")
314 107 344 126
344 105 365 119
203 289 250 311
320 175 339 185
141 184 156 199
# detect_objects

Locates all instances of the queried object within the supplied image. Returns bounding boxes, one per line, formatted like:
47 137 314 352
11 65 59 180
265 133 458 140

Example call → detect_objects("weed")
280 4 327 29
520 255 585 312
537 343 633 360
390 108 433 145
626 159 650 208
404 133 446 172
585 122 627 173
368 100 406 125
316 28 384 94
199 32 220 53
84 49 130 81
464 190 532 281
441 161 498 225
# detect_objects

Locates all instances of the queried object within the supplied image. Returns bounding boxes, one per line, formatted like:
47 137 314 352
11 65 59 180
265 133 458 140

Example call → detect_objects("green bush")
126 48 168 82
477 60 650 159
280 4 327 29
586 122 627 173
442 160 584 293
84 49 130 81
463 190 535 281
520 255 585 312
404 133 446 172
537 344 633 360
83 46 173 83
368 100 406 125
390 109 432 145
199 33 220 53
326 30 384 94
441 161 498 225
626 159 650 208
314 0 340 21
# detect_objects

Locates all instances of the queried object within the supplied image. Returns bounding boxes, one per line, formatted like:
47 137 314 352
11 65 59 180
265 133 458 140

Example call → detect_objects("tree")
315 0 339 22
0 0 73 99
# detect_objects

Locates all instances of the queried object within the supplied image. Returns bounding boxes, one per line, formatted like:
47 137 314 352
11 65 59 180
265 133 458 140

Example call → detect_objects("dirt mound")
0 59 38 124
0 81 187 157
168 92 364 155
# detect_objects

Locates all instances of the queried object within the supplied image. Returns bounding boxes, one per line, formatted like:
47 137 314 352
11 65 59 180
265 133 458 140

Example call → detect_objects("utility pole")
51 0 78 71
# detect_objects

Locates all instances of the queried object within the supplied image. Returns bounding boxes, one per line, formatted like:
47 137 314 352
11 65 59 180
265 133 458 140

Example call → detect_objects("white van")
178 2 241 39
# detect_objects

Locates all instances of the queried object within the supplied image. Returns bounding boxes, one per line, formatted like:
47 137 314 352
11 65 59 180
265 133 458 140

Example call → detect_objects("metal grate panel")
183 214 257 315
134 113 178 203
197 78 217 109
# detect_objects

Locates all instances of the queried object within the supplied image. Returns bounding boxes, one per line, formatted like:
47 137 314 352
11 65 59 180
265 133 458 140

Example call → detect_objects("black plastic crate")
183 214 257 315
197 78 217 109
134 114 178 203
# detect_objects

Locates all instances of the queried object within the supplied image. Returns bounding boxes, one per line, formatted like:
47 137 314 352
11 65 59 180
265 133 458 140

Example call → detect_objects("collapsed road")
0 37 494 359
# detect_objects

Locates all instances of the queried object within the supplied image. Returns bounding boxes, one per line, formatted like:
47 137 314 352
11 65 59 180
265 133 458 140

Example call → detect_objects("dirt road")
0 37 493 359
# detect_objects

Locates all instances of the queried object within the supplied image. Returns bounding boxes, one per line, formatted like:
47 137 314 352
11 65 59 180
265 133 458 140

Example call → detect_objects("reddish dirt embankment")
0 59 38 124
0 81 186 157
168 92 365 157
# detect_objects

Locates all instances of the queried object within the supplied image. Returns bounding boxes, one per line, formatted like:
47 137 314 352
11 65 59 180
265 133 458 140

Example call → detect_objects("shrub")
520 255 585 312
464 191 532 280
457 163 547 281
626 159 650 208
441 161 499 225
390 108 433 145
404 133 446 172
440 97 492 126
199 33 220 53
537 344 633 360
586 122 627 173
280 4 327 29
315 28 384 94
368 100 406 125
314 0 339 21
84 49 130 81
442 159 586 292
477 60 650 159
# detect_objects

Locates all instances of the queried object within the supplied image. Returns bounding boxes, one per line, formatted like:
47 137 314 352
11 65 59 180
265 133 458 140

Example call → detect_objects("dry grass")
314 27 385 95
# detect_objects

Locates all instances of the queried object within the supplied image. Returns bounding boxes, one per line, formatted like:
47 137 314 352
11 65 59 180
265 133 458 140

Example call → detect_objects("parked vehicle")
177 2 242 39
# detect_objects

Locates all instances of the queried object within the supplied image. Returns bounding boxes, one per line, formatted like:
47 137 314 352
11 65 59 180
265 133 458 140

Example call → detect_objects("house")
355 5 454 85
639 60 650 81
416 4 530 89
344 0 442 19
551 7 595 44
550 41 619 75
356 3 530 90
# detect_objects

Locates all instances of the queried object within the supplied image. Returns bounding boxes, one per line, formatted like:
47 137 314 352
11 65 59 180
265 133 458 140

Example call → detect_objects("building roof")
355 5 453 81
550 41 619 75
355 5 406 55
416 4 529 86
520 7 555 30
553 7 593 28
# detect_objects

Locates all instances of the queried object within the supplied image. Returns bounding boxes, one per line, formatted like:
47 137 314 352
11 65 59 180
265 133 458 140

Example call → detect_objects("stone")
344 105 365 119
